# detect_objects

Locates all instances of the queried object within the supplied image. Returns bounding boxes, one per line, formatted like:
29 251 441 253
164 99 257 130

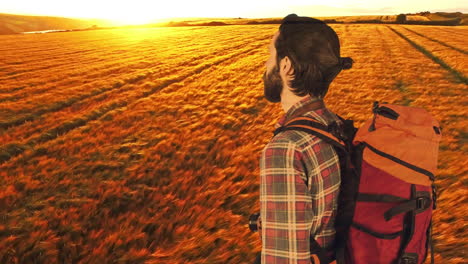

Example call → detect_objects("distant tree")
396 14 407 24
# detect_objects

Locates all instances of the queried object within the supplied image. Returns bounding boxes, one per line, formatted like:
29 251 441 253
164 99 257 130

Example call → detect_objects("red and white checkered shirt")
260 95 341 263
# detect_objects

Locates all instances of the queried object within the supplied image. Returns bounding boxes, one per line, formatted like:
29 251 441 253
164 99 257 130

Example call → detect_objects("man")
259 14 353 263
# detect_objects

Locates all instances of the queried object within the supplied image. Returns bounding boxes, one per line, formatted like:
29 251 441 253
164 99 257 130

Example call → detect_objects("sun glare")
109 15 156 26
98 3 169 26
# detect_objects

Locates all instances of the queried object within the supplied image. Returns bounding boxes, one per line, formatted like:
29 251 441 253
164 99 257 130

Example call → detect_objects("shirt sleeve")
260 137 313 264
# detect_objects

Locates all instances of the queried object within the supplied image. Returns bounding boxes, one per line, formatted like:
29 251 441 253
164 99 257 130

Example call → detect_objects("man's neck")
280 90 310 113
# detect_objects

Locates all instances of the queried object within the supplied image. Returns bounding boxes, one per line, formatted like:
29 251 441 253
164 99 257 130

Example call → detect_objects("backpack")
272 101 441 264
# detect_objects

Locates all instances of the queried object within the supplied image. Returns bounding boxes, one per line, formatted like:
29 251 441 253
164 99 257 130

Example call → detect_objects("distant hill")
424 11 468 25
0 13 114 35
255 12 467 25
158 11 467 27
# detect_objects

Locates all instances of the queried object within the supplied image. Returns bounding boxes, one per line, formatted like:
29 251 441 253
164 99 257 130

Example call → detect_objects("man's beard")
263 64 283 103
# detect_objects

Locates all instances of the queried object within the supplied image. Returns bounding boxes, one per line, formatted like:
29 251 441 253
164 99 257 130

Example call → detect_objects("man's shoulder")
266 109 341 154
303 108 341 126
265 129 327 155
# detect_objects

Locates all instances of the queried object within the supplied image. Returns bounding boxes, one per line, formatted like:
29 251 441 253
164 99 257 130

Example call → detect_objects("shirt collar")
275 95 326 129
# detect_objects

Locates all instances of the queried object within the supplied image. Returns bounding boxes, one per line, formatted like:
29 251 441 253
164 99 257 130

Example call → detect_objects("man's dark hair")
275 14 354 99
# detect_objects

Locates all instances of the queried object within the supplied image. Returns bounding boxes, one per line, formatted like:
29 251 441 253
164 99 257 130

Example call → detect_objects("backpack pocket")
346 160 433 264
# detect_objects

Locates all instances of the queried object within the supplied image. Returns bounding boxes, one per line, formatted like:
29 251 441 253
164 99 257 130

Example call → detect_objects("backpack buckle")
414 192 432 213
372 101 379 113
416 197 426 210
249 213 260 232
328 121 345 141
399 253 418 264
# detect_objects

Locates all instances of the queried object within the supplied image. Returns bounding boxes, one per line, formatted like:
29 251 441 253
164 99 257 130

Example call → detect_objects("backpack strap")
273 117 346 150
273 115 352 264
429 221 435 264
396 184 418 264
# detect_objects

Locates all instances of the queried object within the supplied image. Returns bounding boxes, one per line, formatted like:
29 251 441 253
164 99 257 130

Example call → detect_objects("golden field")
0 24 466 263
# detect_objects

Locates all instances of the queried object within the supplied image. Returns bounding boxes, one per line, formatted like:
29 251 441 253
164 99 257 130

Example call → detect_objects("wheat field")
0 24 466 263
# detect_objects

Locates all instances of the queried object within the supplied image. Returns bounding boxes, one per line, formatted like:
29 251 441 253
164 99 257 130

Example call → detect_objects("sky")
1 0 467 25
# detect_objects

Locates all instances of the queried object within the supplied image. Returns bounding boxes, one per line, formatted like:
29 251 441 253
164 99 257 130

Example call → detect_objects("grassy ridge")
0 13 113 35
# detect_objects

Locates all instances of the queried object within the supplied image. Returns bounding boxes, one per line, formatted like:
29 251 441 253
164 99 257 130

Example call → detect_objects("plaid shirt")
259 95 341 263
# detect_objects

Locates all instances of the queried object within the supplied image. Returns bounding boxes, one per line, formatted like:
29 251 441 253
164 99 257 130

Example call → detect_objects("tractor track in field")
0 50 186 100
0 34 257 98
0 36 144 76
401 26 468 55
0 40 267 164
0 50 149 82
0 34 129 53
1 48 100 69
387 26 468 85
436 27 468 38
376 26 413 106
0 34 269 130
0 49 175 95
0 32 243 89
0 34 249 97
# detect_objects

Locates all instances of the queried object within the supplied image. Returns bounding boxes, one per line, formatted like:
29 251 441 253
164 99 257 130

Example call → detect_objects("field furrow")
437 26 468 38
0 26 268 94
0 30 240 87
0 30 149 53
0 36 266 144
0 31 271 130
0 28 277 262
401 26 467 55
0 27 248 87
0 34 246 101
388 26 467 84
397 26 468 74
0 34 269 163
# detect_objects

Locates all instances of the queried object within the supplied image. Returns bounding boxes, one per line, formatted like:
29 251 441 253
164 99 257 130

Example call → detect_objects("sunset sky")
1 0 466 25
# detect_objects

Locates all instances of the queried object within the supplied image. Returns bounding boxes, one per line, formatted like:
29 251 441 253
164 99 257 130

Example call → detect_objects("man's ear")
281 56 295 79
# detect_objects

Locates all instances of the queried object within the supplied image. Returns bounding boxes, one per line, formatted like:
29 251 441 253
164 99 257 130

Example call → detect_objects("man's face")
263 31 283 103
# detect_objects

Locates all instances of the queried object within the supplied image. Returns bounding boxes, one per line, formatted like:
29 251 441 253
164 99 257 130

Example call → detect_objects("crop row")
0 32 271 165
401 26 467 55
390 26 467 81
0 32 250 102
0 27 251 94
0 30 272 131
0 27 276 263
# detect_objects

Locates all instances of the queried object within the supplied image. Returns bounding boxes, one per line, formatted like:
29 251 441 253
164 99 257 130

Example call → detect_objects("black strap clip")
384 192 431 221
399 252 418 264
249 213 260 232
328 121 345 141
416 197 425 209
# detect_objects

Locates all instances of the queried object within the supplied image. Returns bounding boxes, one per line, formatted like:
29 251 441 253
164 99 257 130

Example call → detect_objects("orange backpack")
270 101 442 264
